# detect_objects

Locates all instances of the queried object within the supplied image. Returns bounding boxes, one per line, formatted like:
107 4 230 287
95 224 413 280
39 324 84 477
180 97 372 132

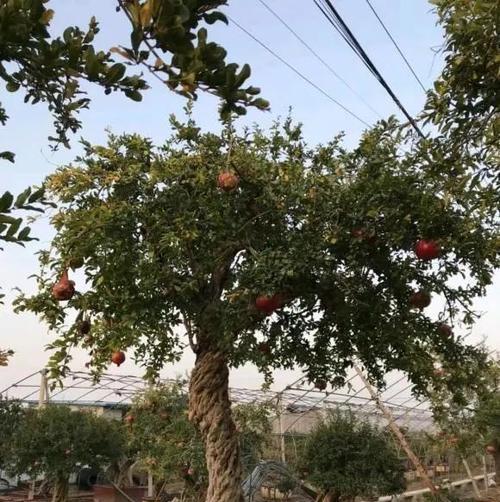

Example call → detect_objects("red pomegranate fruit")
52 270 75 301
124 414 134 425
217 171 239 192
111 351 126 367
258 342 271 355
409 290 431 309
486 445 496 454
255 294 282 315
315 379 327 391
437 323 453 337
415 239 441 260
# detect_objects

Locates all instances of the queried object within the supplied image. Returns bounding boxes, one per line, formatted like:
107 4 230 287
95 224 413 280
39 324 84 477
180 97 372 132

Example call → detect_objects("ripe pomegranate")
255 294 281 315
409 290 431 309
437 323 453 337
258 342 271 355
124 414 134 425
217 171 239 192
315 379 327 391
486 445 496 454
111 351 126 367
79 319 91 335
415 239 441 260
52 270 75 301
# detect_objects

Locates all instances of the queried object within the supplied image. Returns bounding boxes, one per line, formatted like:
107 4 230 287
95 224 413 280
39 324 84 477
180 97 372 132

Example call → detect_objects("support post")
277 396 286 464
147 470 154 498
354 366 438 496
461 457 481 498
482 455 489 492
29 370 50 500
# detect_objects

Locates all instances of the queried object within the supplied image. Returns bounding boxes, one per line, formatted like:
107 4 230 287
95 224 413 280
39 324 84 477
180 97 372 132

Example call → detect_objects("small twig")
183 313 198 353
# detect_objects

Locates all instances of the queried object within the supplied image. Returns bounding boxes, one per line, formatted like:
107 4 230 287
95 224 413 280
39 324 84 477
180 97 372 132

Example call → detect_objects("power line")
314 0 425 139
364 0 427 93
227 15 371 128
256 0 382 119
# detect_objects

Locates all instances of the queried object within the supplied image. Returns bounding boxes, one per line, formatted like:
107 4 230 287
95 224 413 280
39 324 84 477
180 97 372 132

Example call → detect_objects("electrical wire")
256 0 382 119
314 0 425 138
364 0 427 93
226 15 371 128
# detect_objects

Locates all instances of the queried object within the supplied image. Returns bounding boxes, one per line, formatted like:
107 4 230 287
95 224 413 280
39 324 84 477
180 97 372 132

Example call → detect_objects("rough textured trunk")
52 475 69 502
494 450 500 484
188 349 244 502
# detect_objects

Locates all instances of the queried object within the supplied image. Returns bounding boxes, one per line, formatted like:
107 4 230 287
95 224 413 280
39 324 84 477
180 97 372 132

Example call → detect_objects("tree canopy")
300 411 406 501
2 405 125 502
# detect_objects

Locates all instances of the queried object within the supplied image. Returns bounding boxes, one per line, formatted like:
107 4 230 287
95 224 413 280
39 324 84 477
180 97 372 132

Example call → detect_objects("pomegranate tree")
16 118 498 502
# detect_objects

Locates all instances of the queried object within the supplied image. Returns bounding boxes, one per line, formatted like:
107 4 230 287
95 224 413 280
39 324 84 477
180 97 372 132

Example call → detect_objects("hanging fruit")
255 292 290 315
258 342 271 355
111 351 126 367
415 239 441 260
52 270 75 301
437 323 453 337
217 171 239 192
315 379 327 391
409 290 431 309
78 319 91 335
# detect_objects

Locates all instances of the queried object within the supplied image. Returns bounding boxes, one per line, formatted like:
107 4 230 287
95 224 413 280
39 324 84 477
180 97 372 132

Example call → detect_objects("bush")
4 405 125 502
301 410 406 501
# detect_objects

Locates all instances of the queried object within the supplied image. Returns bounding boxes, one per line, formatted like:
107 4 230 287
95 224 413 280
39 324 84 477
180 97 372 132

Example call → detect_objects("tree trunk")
188 349 244 502
494 450 500 485
52 475 69 502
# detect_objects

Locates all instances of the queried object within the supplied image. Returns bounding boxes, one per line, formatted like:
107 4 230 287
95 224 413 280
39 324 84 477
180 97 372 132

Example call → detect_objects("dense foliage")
3 405 125 502
421 0 499 199
0 398 25 469
127 381 272 493
15 115 497 396
301 411 406 501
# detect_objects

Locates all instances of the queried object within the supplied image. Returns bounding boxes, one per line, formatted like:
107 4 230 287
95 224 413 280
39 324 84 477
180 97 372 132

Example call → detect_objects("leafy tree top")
300 410 406 500
15 114 498 397
0 0 267 163
3 404 125 479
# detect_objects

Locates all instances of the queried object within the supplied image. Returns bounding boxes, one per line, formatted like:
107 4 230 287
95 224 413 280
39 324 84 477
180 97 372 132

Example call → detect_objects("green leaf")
5 218 22 237
0 151 15 163
203 12 229 25
0 192 14 212
105 63 126 85
6 81 20 93
124 89 143 102
15 188 32 208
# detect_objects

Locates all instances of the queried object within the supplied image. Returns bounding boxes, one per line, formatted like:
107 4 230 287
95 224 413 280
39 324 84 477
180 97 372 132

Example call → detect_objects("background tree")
15 111 498 501
300 411 406 501
475 391 500 480
420 0 499 203
0 398 26 471
127 381 207 498
127 381 273 499
3 405 125 502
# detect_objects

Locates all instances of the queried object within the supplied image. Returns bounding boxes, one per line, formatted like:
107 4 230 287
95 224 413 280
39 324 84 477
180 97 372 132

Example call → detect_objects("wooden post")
354 366 438 495
461 457 481 498
482 455 489 492
147 470 154 497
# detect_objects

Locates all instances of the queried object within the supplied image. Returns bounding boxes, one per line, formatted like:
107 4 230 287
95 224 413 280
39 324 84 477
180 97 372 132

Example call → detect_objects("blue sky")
1 0 498 391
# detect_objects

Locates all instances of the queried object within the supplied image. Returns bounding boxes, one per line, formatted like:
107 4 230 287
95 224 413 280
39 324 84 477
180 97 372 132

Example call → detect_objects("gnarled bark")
52 475 69 502
188 349 244 502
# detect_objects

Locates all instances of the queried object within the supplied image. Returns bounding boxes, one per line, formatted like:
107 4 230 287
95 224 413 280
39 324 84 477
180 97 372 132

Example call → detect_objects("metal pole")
277 396 286 464
354 365 438 496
